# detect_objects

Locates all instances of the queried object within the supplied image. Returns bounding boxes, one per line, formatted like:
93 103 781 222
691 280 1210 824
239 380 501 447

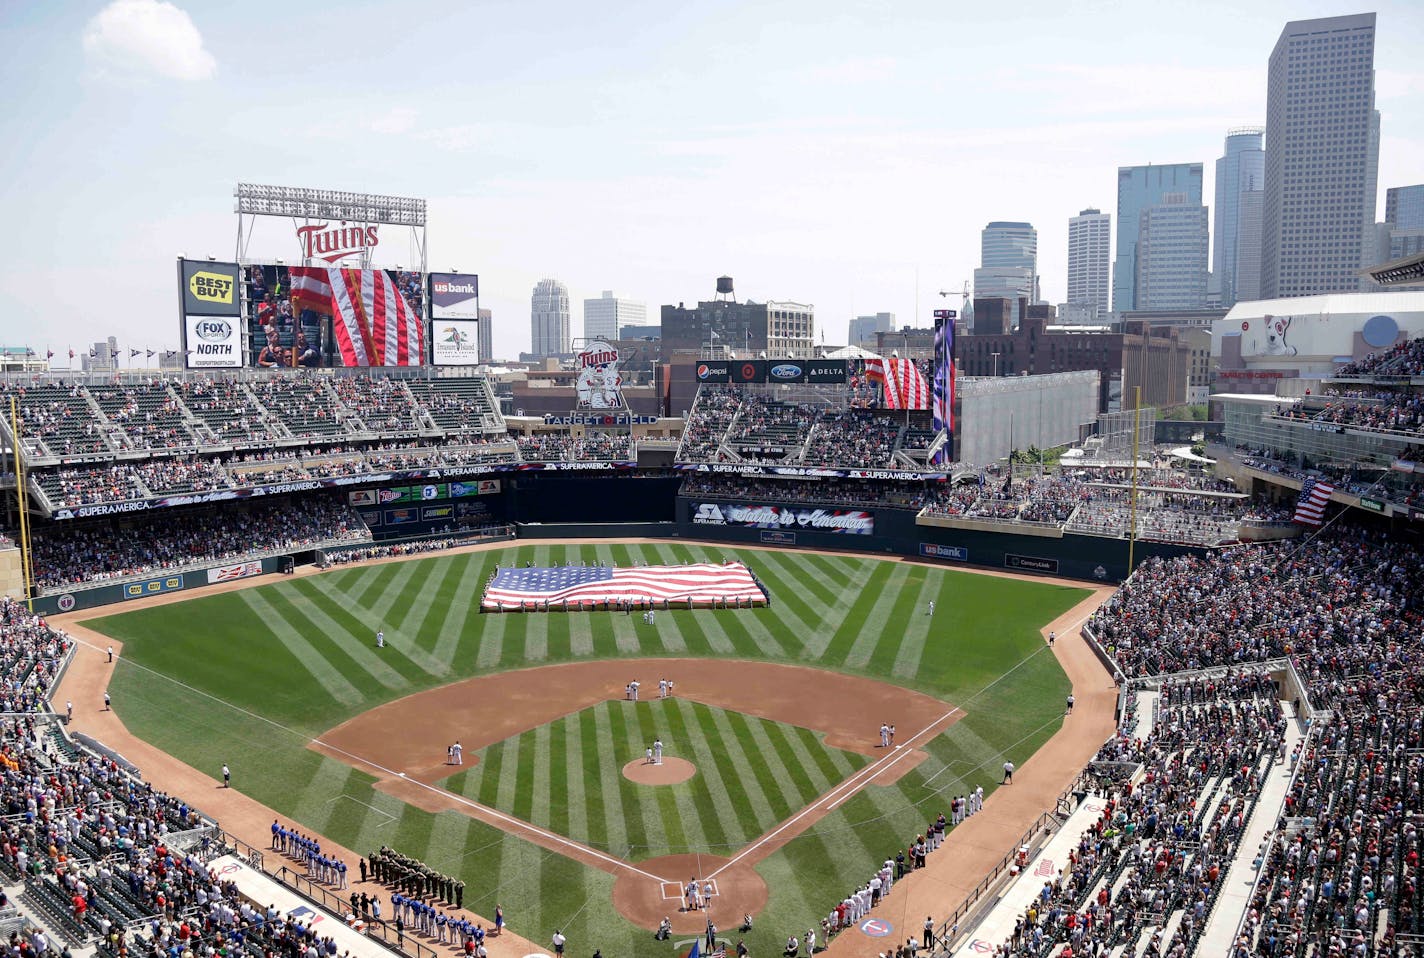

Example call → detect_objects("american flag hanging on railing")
1292 476 1335 526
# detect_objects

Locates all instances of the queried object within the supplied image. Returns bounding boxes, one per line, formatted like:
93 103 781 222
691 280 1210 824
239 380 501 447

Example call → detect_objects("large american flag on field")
1293 476 1335 526
482 563 766 611
288 267 424 366
864 355 930 410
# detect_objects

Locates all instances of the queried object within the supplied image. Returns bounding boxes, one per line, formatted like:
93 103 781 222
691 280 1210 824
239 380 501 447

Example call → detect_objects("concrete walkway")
1194 704 1304 954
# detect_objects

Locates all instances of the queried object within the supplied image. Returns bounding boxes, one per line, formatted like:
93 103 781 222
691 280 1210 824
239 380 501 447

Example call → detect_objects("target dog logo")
189 271 235 306
1263 315 1297 356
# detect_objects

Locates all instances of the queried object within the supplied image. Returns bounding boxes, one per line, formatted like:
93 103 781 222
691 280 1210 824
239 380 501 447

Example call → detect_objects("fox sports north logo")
194 319 232 341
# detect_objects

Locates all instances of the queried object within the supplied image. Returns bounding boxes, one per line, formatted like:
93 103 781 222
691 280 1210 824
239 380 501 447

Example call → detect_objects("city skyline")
0 2 1421 363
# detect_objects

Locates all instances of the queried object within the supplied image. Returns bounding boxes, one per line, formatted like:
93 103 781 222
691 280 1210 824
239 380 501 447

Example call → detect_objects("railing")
222 831 443 958
932 810 1060 955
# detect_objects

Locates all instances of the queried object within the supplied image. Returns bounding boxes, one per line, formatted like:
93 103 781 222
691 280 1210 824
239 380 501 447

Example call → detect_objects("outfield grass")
91 542 1085 957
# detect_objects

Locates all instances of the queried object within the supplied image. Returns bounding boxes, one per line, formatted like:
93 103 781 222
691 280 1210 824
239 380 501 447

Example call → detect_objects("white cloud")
82 0 216 81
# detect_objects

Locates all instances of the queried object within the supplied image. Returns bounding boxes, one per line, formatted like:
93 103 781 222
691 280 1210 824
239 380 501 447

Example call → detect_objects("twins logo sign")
576 341 624 408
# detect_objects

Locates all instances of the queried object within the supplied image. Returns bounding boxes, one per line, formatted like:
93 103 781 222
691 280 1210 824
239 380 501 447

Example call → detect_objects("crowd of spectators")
680 476 937 511
1244 703 1419 957
1277 390 1424 438
30 498 370 591
803 411 903 468
0 383 109 457
972 671 1290 957
327 377 422 434
1334 335 1424 378
320 528 509 566
88 386 199 451
1080 524 1424 955
679 388 933 466
0 598 70 713
515 433 634 462
678 387 745 461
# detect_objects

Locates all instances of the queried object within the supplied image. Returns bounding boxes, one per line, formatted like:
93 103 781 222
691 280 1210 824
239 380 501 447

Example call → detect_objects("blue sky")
1 0 1421 362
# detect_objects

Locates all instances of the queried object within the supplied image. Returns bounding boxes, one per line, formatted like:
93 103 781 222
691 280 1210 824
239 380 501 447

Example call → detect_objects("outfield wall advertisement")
690 502 874 534
207 561 263 584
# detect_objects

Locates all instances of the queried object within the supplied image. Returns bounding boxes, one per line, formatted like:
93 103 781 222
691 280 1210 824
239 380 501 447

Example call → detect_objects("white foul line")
707 706 960 879
312 741 672 884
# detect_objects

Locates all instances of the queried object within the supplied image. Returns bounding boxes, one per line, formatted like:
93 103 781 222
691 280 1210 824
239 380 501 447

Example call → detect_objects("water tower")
715 275 735 303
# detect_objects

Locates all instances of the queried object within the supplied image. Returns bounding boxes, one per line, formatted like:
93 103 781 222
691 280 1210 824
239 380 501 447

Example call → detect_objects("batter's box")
660 879 719 901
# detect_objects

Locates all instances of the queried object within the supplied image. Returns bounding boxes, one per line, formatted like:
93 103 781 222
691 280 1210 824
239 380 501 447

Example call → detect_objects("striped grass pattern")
94 542 1086 958
442 699 870 860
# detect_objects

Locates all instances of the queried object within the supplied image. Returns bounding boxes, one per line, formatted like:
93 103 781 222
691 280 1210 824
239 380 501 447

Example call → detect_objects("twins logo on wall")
576 341 624 408
692 502 874 535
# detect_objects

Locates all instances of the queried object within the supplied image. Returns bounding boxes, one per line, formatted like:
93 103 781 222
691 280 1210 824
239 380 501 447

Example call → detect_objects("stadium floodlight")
234 183 427 227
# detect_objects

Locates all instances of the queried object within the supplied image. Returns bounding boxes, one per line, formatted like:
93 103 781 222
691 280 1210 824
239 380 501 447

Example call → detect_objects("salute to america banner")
481 562 768 611
289 266 424 366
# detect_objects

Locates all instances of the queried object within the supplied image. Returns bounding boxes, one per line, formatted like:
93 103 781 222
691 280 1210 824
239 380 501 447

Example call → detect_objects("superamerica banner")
690 502 874 534
673 463 948 480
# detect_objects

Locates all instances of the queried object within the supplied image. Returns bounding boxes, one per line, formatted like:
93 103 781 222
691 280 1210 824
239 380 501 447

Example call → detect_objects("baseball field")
84 541 1088 957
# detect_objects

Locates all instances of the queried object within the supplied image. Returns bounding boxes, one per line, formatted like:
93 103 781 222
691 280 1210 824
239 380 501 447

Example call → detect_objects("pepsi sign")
695 361 730 383
769 363 805 383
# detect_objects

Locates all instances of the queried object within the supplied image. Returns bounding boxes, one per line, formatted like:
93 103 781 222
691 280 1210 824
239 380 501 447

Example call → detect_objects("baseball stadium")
0 181 1421 958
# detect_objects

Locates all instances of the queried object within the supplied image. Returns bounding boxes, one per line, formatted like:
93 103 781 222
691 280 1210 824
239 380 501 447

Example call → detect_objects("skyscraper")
582 290 647 341
1386 185 1424 230
530 278 570 357
848 312 895 347
1262 13 1379 298
1236 192 1265 301
975 221 1037 325
1384 185 1424 261
1135 197 1209 310
981 221 1037 272
1066 208 1111 317
1114 164 1204 312
478 307 493 364
1213 128 1265 307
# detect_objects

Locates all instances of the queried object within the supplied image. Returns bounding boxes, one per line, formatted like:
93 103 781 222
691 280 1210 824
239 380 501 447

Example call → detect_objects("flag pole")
1128 385 1141 577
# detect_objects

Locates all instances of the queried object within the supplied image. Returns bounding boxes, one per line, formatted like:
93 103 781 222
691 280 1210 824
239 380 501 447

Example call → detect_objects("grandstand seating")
5 384 111 458
404 377 504 434
87 384 202 451
1335 334 1424 378
29 497 371 591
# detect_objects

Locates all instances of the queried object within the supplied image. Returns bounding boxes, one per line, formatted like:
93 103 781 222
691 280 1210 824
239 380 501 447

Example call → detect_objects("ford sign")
770 363 803 380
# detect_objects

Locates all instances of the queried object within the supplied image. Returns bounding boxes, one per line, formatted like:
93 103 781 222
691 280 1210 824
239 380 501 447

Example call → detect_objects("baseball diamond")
73 540 1096 958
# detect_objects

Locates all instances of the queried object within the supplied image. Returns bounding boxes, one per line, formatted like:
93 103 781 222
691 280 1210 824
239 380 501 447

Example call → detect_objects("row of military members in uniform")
366 846 466 910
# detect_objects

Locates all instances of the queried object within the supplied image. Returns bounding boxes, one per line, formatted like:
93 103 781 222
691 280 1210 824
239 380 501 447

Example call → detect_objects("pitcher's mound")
622 757 696 785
